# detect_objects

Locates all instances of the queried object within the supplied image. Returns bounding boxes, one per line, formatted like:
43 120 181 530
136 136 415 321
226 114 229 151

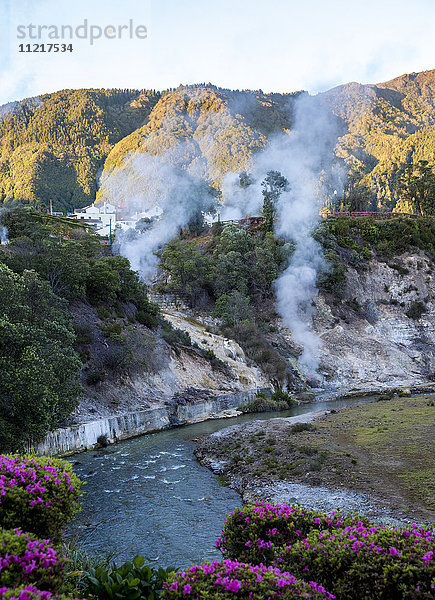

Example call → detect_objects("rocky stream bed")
195 394 435 525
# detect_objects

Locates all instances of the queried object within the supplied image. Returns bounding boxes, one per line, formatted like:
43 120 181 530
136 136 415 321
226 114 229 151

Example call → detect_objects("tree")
0 264 82 451
261 170 289 231
212 291 251 326
342 166 373 212
159 238 213 305
396 160 435 216
239 171 254 188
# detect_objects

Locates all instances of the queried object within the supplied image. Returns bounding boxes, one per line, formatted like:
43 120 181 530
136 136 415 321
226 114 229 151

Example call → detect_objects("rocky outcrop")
36 387 270 456
314 253 435 393
74 253 434 427
75 310 268 423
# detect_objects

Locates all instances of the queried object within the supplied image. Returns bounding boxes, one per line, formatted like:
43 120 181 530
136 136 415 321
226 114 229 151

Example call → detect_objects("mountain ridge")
0 69 434 212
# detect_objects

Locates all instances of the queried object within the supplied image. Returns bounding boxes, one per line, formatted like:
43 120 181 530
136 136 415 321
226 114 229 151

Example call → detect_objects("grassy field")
196 394 435 522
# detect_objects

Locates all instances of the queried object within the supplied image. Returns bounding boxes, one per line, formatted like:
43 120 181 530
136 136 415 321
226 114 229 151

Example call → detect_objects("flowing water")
67 397 373 567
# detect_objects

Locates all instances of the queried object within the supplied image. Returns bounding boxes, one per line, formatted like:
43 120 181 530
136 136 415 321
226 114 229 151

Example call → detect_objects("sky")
1 0 434 105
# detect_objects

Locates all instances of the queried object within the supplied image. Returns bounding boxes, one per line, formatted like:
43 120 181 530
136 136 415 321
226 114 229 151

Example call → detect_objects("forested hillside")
325 70 435 210
0 88 160 211
0 70 434 213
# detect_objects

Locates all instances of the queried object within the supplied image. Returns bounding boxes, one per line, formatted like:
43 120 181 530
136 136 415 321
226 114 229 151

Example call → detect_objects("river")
67 397 374 567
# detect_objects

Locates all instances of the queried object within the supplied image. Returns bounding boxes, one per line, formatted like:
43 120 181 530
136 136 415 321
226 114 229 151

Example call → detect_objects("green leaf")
133 555 145 568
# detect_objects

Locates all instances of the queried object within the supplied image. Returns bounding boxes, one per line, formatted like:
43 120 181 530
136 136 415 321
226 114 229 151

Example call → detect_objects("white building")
70 202 164 236
70 202 117 236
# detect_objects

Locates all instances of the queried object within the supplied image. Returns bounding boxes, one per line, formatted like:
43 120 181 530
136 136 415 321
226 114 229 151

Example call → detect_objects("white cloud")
0 0 434 104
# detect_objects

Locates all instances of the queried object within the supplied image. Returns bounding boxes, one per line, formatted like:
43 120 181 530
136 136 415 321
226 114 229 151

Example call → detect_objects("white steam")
220 172 263 220
274 95 342 374
0 225 8 245
102 150 216 281
100 91 342 376
243 94 343 374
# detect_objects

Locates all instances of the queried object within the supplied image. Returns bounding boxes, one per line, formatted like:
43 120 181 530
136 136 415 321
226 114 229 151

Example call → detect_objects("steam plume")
101 148 217 281
0 226 8 245
244 94 342 374
274 95 342 374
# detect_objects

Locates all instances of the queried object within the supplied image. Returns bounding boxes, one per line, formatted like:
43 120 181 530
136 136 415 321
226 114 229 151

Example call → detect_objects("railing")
214 212 422 229
324 211 419 220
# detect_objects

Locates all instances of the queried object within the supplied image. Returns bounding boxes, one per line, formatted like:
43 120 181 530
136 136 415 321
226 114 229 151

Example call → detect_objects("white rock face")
162 310 268 390
75 309 268 423
314 253 435 393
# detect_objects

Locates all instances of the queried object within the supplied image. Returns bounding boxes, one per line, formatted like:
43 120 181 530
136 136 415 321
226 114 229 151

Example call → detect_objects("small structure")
69 202 117 235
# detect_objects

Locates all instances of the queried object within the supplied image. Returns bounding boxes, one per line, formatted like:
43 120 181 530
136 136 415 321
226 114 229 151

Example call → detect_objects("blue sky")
1 0 434 104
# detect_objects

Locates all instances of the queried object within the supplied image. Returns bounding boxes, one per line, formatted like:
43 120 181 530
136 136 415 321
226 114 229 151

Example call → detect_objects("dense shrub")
240 396 288 413
84 555 174 600
135 309 158 328
275 523 435 600
224 322 292 387
324 217 435 258
289 423 316 434
0 455 81 540
160 321 192 347
317 251 347 297
406 300 427 320
0 529 66 591
240 391 296 414
0 585 85 600
0 265 82 452
162 559 335 599
216 502 370 565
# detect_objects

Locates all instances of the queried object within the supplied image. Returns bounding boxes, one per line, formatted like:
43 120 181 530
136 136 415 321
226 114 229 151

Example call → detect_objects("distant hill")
0 70 434 212
323 69 435 209
0 88 160 211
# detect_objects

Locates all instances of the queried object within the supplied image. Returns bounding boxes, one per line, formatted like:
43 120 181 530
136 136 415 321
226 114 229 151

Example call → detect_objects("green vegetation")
217 503 369 566
0 263 82 450
406 300 427 320
0 529 67 590
261 170 289 231
198 395 435 518
325 69 435 210
314 396 435 512
396 159 435 215
239 390 296 413
0 454 82 539
0 89 161 212
84 556 175 600
322 215 435 257
314 215 435 301
0 208 160 451
289 422 316 434
277 525 434 600
101 85 301 191
160 223 289 310
2 72 435 214
158 223 294 385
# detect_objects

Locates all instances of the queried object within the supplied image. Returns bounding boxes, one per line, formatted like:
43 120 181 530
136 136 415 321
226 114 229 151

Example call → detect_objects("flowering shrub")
162 559 335 599
0 529 66 591
275 523 435 599
216 501 371 565
0 586 85 600
0 455 81 539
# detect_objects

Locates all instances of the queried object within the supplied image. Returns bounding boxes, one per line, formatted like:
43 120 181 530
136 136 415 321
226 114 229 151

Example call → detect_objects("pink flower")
225 579 241 592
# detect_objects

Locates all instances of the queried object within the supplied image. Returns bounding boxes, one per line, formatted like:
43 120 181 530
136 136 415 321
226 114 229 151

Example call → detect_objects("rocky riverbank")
195 394 435 524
